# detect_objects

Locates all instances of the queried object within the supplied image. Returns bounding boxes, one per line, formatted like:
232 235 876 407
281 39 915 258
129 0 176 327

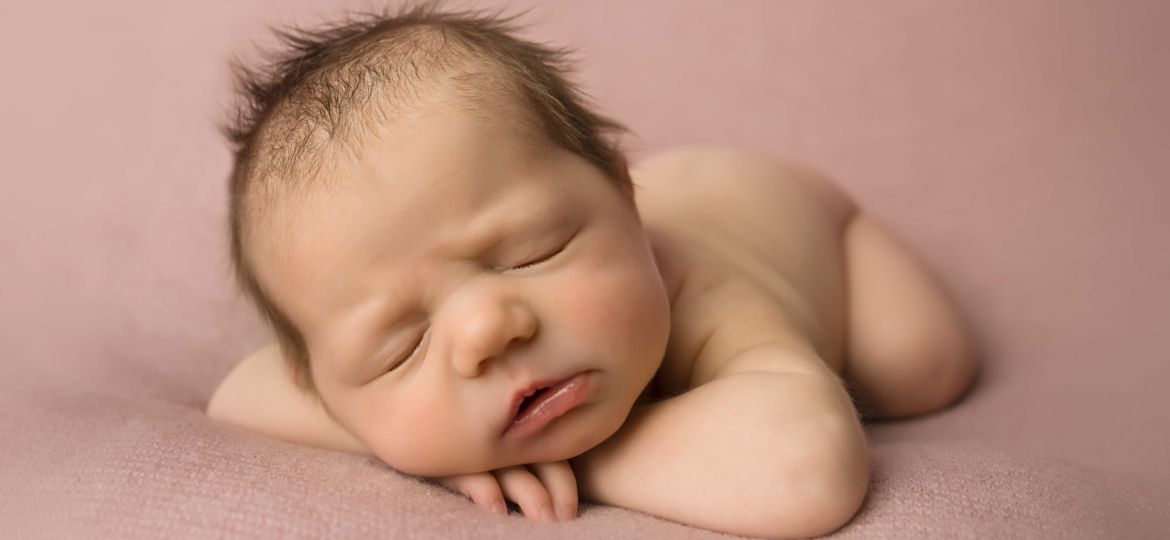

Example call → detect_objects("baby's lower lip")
504 372 591 438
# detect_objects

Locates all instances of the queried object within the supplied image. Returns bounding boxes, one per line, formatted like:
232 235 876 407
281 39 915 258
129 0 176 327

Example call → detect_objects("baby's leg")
842 213 979 419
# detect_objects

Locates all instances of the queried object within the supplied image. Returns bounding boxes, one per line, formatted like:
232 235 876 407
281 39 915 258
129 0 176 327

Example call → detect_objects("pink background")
2 0 1168 537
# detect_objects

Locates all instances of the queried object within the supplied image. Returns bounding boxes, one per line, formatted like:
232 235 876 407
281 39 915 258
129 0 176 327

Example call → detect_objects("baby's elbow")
758 414 870 538
797 437 870 538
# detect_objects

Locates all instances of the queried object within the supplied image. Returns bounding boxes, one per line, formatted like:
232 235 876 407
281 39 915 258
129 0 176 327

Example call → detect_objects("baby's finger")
493 465 557 522
436 473 507 515
528 461 578 521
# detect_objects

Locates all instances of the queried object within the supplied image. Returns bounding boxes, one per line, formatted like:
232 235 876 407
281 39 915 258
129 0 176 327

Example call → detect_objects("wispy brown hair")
221 1 634 400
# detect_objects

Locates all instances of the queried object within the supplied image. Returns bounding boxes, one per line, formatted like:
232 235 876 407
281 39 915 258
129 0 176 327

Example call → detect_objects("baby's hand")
435 460 578 522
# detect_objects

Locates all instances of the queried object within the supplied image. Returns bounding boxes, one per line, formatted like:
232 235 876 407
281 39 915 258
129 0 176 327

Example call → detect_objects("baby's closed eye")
511 233 574 270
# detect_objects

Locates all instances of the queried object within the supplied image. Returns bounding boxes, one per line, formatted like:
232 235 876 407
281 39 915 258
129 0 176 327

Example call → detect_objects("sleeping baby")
206 3 978 538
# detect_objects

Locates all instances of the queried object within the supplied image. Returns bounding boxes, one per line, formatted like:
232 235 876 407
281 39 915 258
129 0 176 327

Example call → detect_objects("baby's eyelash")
388 329 427 372
514 245 563 269
513 234 575 270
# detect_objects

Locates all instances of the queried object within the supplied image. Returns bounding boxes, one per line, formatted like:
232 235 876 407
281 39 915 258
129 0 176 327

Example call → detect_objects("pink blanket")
2 1 1168 537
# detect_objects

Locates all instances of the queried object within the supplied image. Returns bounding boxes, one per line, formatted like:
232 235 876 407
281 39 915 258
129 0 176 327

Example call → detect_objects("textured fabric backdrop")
2 0 1168 538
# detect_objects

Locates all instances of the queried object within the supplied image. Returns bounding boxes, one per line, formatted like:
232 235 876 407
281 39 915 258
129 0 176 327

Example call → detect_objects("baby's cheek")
369 400 456 475
561 262 665 348
557 273 618 341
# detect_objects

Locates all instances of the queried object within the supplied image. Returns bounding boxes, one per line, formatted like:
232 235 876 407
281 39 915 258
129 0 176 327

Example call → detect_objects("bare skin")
208 130 977 534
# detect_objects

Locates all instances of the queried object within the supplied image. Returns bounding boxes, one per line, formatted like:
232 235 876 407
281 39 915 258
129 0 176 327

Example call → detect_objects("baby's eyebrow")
436 193 567 259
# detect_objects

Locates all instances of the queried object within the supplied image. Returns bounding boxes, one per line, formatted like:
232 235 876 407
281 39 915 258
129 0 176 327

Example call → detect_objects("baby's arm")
570 343 868 539
206 344 369 456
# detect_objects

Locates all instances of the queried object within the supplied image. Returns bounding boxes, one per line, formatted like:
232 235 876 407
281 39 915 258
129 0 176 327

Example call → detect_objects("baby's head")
223 3 671 476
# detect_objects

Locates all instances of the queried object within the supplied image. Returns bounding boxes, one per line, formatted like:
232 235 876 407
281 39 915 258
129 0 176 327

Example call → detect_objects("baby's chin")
362 425 601 477
391 406 628 477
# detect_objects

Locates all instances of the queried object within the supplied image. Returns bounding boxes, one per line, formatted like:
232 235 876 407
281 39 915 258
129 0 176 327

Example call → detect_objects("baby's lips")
502 371 577 432
502 371 591 438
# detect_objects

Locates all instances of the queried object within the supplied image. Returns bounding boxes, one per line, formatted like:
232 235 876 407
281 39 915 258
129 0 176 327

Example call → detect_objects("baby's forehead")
254 99 580 260
261 159 573 261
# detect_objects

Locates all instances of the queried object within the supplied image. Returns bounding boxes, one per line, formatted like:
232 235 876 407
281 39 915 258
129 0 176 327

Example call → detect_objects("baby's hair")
221 1 633 400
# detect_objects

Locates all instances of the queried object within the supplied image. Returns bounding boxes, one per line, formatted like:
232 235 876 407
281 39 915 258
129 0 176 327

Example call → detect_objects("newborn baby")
207 4 978 538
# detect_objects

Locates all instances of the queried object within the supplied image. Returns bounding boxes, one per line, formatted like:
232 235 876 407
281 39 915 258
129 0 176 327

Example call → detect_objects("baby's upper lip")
504 372 580 430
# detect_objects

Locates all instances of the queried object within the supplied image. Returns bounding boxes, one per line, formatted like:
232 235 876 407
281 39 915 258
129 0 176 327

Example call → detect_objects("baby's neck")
634 379 661 407
645 224 689 309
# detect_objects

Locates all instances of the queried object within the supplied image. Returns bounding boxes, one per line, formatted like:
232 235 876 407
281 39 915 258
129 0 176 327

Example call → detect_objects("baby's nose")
449 296 538 378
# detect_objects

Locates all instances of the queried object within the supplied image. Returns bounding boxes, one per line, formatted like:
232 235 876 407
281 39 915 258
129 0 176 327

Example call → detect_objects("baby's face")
252 91 671 476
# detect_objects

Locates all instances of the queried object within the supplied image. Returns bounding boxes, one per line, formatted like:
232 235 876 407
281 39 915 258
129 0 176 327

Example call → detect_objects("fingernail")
491 501 507 516
541 504 557 522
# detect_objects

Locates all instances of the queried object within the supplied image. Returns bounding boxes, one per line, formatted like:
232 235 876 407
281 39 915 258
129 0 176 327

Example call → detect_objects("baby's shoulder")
630 145 857 234
632 147 856 394
641 224 821 397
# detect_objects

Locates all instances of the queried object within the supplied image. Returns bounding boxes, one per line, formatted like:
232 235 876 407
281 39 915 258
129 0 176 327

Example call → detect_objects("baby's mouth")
514 387 552 419
503 372 592 437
